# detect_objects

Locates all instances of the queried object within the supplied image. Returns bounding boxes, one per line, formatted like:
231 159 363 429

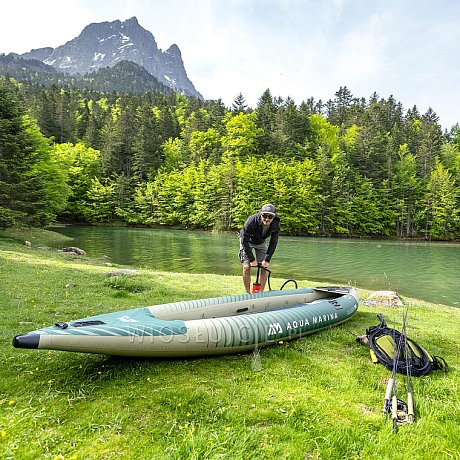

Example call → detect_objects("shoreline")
2 227 459 309
48 221 460 243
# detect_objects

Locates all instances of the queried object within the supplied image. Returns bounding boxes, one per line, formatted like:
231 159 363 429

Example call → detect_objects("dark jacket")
240 212 281 263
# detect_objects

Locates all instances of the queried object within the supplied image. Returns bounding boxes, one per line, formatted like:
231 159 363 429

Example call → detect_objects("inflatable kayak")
13 286 358 357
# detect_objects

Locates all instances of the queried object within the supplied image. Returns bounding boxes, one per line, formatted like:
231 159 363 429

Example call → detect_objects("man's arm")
240 216 257 263
264 232 279 262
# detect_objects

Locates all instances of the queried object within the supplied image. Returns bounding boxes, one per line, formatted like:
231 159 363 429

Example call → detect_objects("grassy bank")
0 231 459 460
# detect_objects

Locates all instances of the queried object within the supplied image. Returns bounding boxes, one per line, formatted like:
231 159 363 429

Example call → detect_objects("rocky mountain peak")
20 17 202 99
166 44 182 57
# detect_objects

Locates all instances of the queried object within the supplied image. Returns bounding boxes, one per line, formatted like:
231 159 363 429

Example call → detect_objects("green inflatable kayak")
13 286 358 357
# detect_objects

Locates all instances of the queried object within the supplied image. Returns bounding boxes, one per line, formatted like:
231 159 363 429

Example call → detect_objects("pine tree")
271 97 309 159
326 86 356 127
132 104 164 180
416 108 443 178
83 98 108 150
232 93 248 113
0 78 69 227
100 96 138 177
255 89 278 154
421 160 459 239
393 145 421 237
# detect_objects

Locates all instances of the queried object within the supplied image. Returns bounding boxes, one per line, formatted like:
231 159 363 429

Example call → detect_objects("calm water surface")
49 226 459 307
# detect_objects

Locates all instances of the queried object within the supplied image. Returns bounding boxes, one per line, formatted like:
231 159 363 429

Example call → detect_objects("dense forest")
1 73 459 239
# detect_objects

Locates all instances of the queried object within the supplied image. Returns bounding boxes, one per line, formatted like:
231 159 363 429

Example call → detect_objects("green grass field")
1 229 459 460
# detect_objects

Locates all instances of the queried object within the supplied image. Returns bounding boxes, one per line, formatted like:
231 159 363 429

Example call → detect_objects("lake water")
49 226 459 307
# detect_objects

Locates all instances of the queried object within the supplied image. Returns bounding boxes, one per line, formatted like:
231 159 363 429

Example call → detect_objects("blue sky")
1 0 459 129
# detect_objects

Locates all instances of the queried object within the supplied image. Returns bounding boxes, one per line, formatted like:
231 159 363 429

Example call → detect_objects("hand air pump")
252 264 262 293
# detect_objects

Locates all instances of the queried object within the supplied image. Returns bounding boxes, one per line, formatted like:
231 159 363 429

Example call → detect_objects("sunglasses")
261 214 274 219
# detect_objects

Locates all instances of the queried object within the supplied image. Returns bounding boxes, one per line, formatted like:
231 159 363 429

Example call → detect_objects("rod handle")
391 395 398 420
407 392 414 422
382 378 394 415
384 378 394 401
391 394 399 431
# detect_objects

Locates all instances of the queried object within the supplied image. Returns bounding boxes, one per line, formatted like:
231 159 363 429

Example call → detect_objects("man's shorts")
238 237 267 265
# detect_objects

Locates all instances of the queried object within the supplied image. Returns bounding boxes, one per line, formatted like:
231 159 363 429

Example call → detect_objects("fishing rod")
381 323 395 420
386 305 412 432
402 306 415 424
390 316 405 432
360 310 448 430
382 376 394 421
381 316 404 428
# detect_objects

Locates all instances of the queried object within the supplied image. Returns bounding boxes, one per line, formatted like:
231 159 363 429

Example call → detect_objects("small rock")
65 283 76 288
24 241 32 248
106 269 138 277
363 290 403 307
62 247 86 256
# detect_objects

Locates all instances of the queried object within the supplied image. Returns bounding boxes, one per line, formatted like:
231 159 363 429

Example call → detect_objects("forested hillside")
0 55 173 95
1 75 459 239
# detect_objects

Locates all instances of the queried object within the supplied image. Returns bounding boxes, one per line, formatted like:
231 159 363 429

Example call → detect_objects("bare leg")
242 264 251 293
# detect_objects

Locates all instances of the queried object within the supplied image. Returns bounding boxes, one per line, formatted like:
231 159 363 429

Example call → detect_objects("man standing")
238 204 280 293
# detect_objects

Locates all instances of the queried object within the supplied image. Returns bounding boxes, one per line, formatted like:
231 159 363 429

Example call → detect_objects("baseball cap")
260 203 277 216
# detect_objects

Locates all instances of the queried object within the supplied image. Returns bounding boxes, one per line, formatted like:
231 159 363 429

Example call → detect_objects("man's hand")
261 261 270 269
250 260 259 267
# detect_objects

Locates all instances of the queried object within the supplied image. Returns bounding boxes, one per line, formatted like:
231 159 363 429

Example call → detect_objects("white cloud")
1 0 459 128
334 20 386 83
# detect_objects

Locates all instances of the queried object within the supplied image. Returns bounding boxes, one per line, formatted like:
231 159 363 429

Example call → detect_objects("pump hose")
259 264 298 291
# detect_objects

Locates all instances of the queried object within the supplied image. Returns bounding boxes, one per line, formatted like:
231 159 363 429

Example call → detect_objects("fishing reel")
388 398 412 424
384 395 414 432
383 376 415 432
